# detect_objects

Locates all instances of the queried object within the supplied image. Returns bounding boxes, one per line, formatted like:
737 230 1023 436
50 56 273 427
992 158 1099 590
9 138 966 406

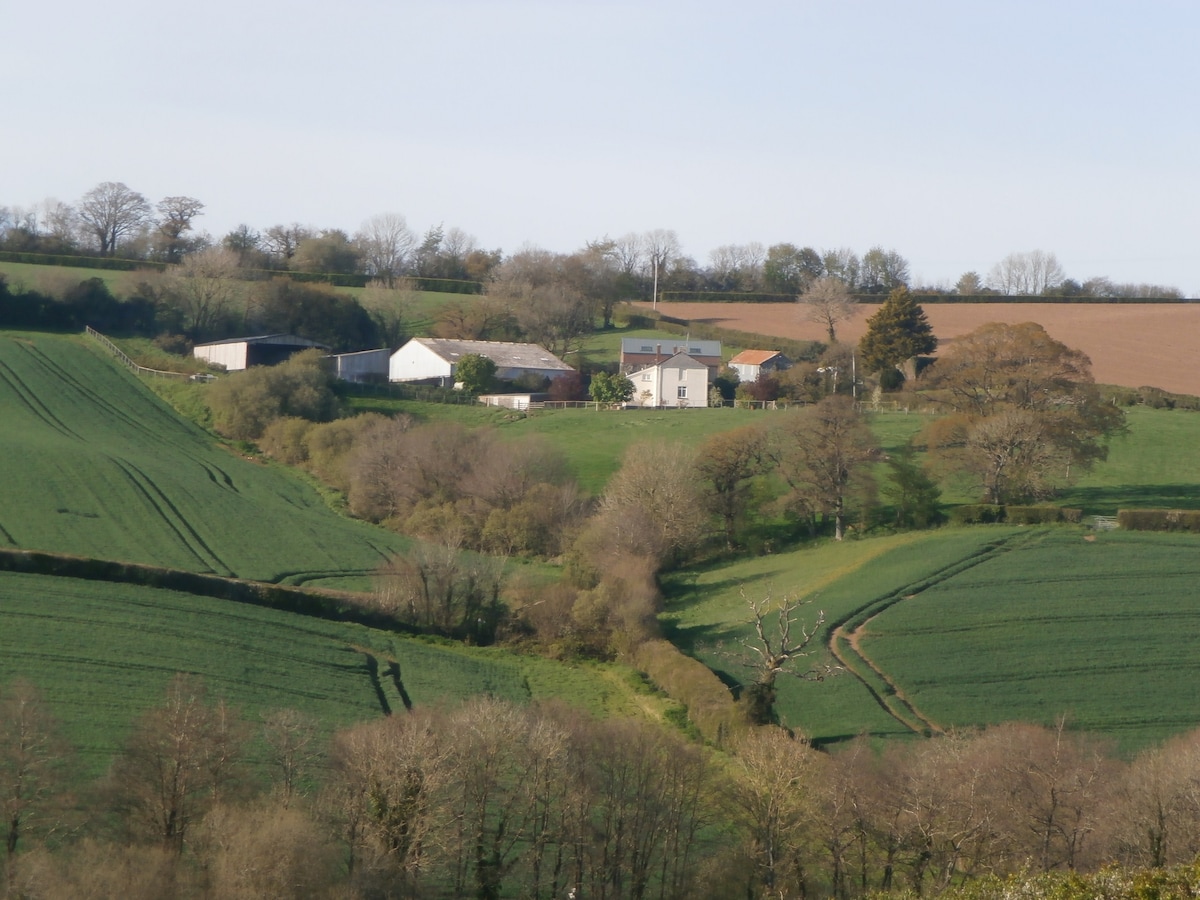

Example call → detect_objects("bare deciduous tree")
1 680 66 864
802 276 858 343
107 675 247 850
354 213 416 284
728 727 825 896
162 246 242 338
737 592 838 725
987 250 1066 295
76 181 150 256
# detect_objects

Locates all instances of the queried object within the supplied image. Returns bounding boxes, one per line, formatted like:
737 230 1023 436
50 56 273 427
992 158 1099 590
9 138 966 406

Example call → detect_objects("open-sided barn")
192 334 330 371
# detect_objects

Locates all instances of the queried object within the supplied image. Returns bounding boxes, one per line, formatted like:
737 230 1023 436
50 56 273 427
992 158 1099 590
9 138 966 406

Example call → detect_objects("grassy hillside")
0 570 653 778
0 331 404 587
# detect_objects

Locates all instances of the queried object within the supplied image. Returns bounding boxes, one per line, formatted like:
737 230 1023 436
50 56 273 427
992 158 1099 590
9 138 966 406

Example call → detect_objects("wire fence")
84 327 194 381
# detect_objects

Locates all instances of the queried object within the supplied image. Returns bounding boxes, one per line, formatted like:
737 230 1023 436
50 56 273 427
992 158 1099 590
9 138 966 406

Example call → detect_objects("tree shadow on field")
1057 483 1200 516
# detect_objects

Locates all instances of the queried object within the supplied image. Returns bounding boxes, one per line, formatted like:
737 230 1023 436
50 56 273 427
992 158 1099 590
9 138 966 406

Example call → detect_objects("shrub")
949 504 1005 525
1118 509 1200 532
1005 506 1083 525
632 640 744 744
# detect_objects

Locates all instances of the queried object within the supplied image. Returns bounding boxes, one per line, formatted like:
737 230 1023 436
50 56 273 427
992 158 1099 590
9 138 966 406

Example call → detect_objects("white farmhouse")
626 353 710 408
388 338 575 385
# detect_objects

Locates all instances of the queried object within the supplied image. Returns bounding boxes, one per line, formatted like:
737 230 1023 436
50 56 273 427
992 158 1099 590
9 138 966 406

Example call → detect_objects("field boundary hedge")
631 639 745 744
0 251 483 294
655 290 1193 304
949 505 1083 526
1117 509 1200 532
0 547 410 632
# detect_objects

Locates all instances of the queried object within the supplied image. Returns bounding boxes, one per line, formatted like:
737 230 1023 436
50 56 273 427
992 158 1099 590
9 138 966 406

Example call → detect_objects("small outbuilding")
389 338 575 385
192 334 330 372
626 353 710 408
728 349 792 383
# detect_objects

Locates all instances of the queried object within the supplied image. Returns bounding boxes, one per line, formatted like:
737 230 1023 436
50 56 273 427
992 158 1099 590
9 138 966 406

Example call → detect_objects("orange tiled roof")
729 349 782 365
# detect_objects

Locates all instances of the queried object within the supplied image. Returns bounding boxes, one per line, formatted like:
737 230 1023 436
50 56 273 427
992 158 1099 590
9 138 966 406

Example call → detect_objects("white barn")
626 353 710 408
193 334 329 372
389 338 575 385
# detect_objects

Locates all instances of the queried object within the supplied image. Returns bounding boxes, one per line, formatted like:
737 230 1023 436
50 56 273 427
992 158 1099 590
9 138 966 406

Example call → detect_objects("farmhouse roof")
404 338 575 372
193 333 330 350
729 349 785 365
628 352 710 376
620 338 722 358
327 347 390 359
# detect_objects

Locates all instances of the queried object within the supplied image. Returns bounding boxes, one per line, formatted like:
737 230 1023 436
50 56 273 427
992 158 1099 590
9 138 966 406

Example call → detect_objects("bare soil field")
636 302 1200 397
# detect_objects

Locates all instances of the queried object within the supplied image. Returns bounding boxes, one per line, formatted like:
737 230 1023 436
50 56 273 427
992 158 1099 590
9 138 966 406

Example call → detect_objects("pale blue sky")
3 0 1197 291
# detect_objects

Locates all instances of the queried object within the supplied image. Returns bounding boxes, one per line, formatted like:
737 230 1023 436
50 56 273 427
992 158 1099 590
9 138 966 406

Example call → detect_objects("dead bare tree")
738 592 839 725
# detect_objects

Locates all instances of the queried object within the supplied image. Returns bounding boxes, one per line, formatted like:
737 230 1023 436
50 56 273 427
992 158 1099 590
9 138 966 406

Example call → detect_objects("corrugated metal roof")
193 333 329 349
405 338 574 371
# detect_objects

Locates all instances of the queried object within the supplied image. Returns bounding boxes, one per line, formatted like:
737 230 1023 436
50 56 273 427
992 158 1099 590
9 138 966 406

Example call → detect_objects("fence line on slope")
84 327 193 381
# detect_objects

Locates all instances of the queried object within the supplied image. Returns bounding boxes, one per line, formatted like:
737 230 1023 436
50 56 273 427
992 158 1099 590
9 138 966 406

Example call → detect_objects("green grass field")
0 570 655 778
0 331 404 586
857 529 1200 752
0 260 137 296
8 326 1200 762
664 523 1200 753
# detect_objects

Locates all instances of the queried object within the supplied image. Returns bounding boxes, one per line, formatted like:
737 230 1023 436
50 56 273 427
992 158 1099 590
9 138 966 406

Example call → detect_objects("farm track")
829 529 1049 735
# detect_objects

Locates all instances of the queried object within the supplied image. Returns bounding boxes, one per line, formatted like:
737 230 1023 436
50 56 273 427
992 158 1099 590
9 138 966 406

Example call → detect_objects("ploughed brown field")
635 302 1200 397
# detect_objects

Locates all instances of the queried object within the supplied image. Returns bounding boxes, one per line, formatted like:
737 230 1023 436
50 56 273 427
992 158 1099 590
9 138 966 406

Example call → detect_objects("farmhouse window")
677 385 687 399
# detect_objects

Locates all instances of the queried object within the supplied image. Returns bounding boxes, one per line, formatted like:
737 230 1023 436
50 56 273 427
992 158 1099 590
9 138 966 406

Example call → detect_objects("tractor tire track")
828 529 1047 736
0 358 82 441
26 343 164 441
110 458 233 576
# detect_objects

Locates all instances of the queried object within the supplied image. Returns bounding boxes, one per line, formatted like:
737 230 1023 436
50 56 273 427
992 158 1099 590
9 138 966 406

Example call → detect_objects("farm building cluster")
192 334 792 408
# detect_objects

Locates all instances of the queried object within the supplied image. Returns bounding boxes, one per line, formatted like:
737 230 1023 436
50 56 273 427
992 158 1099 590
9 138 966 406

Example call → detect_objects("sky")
3 0 1198 293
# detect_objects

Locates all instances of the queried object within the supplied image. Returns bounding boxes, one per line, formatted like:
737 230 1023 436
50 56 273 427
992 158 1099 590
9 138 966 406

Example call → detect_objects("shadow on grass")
1057 484 1200 515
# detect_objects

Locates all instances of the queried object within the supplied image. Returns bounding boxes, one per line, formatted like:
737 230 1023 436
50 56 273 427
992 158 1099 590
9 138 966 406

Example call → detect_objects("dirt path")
830 613 944 737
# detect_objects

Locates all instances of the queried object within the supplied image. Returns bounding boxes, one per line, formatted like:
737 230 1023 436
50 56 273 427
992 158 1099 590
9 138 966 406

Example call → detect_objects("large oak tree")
923 321 1124 503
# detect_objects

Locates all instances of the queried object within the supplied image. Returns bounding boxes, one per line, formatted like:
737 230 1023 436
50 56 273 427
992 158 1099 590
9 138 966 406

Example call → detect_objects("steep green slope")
0 332 403 586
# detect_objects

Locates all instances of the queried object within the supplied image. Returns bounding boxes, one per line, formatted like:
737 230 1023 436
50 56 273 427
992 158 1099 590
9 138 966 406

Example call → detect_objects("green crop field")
855 528 1200 752
0 331 404 586
0 570 652 778
664 523 1200 753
